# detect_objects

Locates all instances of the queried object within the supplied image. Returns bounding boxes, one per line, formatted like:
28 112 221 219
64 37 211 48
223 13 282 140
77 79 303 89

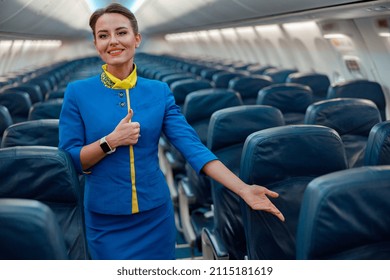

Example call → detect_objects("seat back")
0 91 32 123
305 98 381 167
364 120 390 166
28 99 63 120
45 89 65 101
200 68 225 81
327 79 387 120
297 166 390 259
1 119 59 148
207 105 285 259
239 125 348 259
212 71 245 88
0 105 13 138
183 88 243 144
171 79 213 107
0 198 68 260
247 65 276 75
0 146 88 259
263 68 298 83
161 73 197 88
257 83 313 124
3 84 43 104
228 75 273 105
183 89 243 207
286 72 330 101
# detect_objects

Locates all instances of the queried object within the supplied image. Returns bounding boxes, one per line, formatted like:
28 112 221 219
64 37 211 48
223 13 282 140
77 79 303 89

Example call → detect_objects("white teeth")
109 50 122 54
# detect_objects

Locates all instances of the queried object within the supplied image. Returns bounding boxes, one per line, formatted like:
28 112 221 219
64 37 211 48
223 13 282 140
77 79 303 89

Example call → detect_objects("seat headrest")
0 91 32 117
1 119 59 148
183 89 242 123
240 125 348 185
207 105 284 151
364 120 390 165
228 76 273 99
263 69 298 83
297 166 390 259
287 72 330 97
257 83 313 112
0 105 13 135
171 79 212 104
327 79 386 120
0 146 81 203
305 98 381 136
0 198 68 260
28 99 63 120
212 71 245 88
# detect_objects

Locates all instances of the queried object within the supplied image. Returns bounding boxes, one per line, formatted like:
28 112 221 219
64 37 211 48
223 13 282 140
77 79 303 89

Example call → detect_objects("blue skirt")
84 200 176 260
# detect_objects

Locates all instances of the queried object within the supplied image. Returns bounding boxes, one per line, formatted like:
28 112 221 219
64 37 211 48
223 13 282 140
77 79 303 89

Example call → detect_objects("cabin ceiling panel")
0 0 91 39
0 0 388 39
136 0 383 34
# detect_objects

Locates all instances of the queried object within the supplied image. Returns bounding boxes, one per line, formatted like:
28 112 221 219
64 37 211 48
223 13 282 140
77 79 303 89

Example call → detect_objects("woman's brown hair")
89 3 139 37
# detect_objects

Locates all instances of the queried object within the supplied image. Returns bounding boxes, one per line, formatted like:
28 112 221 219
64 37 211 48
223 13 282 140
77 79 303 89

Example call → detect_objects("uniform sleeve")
161 83 217 174
58 82 85 174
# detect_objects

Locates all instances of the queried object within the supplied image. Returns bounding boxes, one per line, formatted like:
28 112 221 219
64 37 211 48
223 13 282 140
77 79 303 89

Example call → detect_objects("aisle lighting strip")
0 40 62 50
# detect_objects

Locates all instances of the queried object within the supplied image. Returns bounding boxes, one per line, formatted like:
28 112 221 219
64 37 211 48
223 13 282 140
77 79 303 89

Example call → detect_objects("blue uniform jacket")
59 75 217 215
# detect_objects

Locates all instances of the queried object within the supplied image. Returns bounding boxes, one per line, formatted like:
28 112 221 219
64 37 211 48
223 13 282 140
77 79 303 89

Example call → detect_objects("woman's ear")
135 33 142 48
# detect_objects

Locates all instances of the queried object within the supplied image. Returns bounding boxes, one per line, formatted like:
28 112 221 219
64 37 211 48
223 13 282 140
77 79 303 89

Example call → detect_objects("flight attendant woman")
59 3 284 260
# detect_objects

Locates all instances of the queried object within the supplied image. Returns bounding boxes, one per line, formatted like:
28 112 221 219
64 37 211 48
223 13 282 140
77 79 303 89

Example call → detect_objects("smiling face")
94 12 141 78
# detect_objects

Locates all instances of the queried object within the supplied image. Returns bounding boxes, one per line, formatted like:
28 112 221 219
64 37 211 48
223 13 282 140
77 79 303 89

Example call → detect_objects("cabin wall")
0 39 95 76
150 15 390 118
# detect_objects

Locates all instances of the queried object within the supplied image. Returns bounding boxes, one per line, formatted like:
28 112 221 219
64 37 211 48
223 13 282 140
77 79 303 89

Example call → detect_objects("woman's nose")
109 34 119 44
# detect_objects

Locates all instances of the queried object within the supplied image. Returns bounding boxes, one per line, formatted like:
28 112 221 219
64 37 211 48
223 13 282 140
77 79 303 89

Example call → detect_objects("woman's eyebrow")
97 26 128 33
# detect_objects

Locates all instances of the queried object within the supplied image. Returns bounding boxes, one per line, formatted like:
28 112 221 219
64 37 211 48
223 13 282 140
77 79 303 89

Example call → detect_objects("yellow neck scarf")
101 64 137 89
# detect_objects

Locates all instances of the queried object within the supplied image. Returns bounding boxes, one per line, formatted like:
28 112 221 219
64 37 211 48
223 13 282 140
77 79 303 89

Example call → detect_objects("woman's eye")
118 31 127 36
98 34 108 39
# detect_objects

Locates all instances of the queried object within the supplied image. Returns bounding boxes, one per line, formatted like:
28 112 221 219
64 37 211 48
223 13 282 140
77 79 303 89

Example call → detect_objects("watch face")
100 141 112 153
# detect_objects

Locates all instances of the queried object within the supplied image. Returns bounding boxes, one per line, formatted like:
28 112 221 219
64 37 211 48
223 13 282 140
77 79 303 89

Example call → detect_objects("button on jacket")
59 75 217 215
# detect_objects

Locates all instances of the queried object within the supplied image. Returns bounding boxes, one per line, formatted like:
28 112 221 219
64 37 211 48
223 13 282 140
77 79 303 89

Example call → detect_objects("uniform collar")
101 64 137 89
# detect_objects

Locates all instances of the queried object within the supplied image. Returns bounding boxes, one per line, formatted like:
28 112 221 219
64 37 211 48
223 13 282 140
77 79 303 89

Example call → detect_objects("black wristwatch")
100 136 116 154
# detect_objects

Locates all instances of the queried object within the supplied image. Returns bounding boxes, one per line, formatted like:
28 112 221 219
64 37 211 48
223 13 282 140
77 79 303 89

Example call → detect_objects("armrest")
178 177 196 247
201 228 229 260
158 145 178 204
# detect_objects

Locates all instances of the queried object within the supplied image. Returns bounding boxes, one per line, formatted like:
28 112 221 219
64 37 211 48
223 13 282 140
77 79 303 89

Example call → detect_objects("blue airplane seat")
200 68 225 81
257 83 313 124
201 105 285 260
239 125 348 259
263 68 298 83
182 88 243 144
212 71 246 88
286 72 330 102
0 105 13 141
27 77 53 97
327 79 387 121
0 198 68 260
228 75 273 105
45 89 65 100
28 99 63 120
304 98 381 168
0 90 32 123
0 146 89 259
155 69 182 81
162 73 198 88
296 166 390 259
247 65 277 75
170 78 213 108
1 119 59 148
178 89 243 251
3 84 43 104
364 120 390 166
